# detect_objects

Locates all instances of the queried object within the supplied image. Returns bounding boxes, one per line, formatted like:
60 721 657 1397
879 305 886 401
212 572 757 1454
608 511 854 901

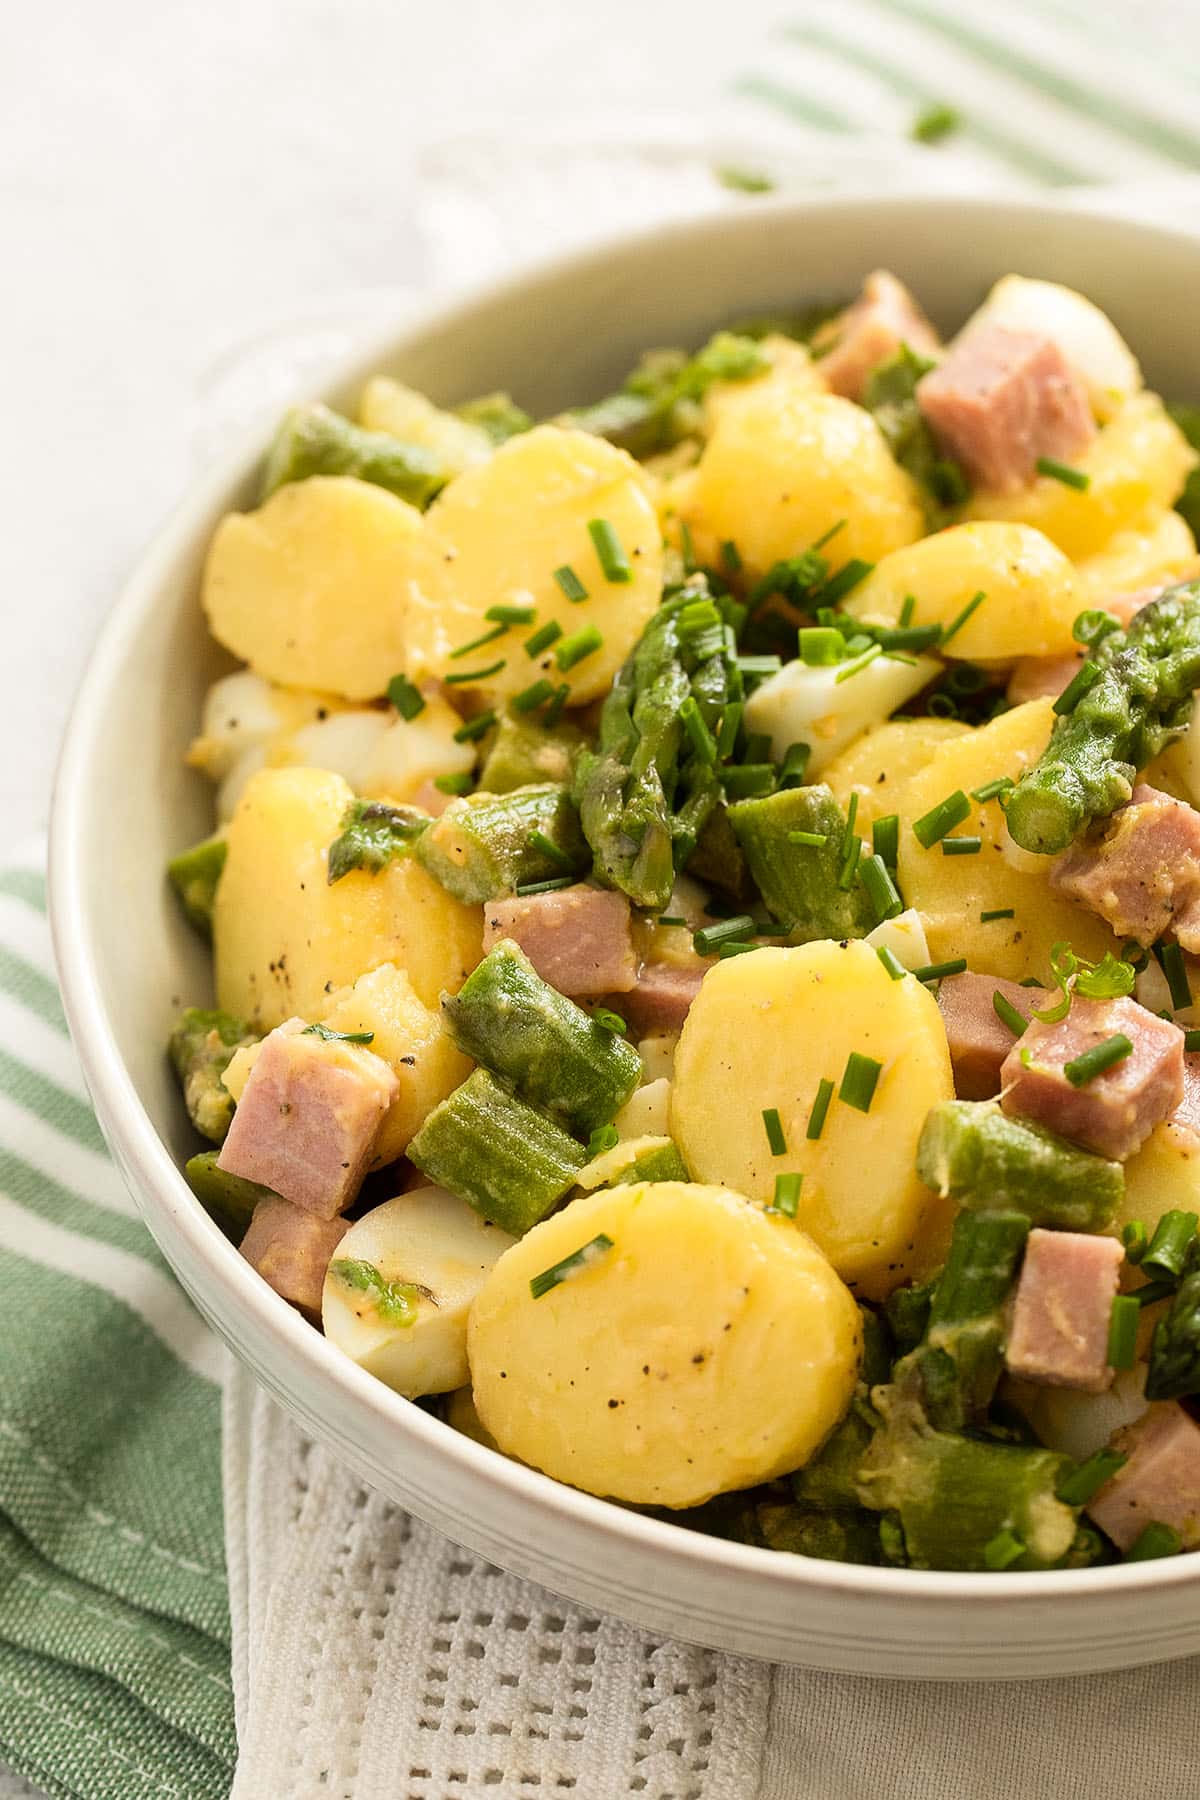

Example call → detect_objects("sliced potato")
202 475 422 700
215 767 481 1027
671 941 955 1298
960 275 1141 422
324 1187 514 1397
405 426 662 708
1115 1122 1200 1242
681 390 924 584
357 691 476 802
358 376 492 471
865 908 930 973
1076 508 1197 602
701 333 827 435
742 653 940 778
824 717 972 834
896 700 1118 984
842 523 1082 661
468 1180 861 1507
613 1078 671 1140
964 393 1196 559
637 1035 678 1083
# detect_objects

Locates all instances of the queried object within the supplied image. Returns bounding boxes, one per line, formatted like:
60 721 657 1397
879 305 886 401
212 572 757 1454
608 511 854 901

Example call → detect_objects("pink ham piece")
482 885 636 997
1087 1402 1200 1551
917 324 1096 494
239 1195 350 1315
218 1017 398 1218
937 972 1051 1100
817 270 940 402
618 961 707 1037
1000 994 1184 1161
1004 1227 1123 1391
1051 785 1200 952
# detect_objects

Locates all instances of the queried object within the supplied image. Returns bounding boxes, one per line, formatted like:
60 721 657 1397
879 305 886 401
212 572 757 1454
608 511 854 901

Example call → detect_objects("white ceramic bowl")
51 194 1200 1679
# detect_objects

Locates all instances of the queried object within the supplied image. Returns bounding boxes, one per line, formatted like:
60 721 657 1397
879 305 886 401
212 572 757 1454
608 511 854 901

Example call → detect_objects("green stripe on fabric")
0 945 68 1035
0 1149 166 1269
0 1048 108 1157
779 22 1086 184
733 74 855 133
0 870 47 914
873 0 1200 168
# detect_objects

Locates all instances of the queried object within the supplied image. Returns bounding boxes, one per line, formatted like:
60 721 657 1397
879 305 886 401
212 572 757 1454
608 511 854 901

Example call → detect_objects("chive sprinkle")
722 764 775 799
806 1078 835 1140
721 539 742 574
530 1233 615 1299
717 940 760 959
971 776 1013 803
695 914 756 956
876 945 907 981
593 1010 626 1036
839 1051 882 1113
1125 1521 1183 1562
587 1125 620 1157
679 519 697 573
387 673 426 720
912 958 967 984
449 622 507 659
1056 1448 1128 1508
860 853 903 924
485 602 536 625
835 644 883 683
838 835 864 891
303 1022 375 1044
1122 1220 1148 1263
744 732 772 765
1053 660 1102 716
515 875 576 895
817 558 874 605
873 814 899 873
773 1172 802 1217
843 791 859 849
912 789 971 848
1142 1209 1199 1280
556 625 603 671
512 677 557 713
1157 942 1193 1010
553 564 588 603
528 829 575 870
735 654 782 677
899 594 916 627
588 518 632 583
993 990 1028 1036
434 772 473 796
981 908 1015 922
942 835 982 856
788 829 828 847
658 916 686 928
679 696 718 764
444 659 506 685
716 702 744 760
543 683 570 726
982 1529 1025 1571
1065 1032 1133 1087
1106 1294 1140 1370
762 1107 788 1156
524 620 562 659
778 741 812 788
799 626 845 666
1186 1029 1200 1053
940 590 986 647
453 709 496 743
1132 1277 1177 1307
1036 457 1091 491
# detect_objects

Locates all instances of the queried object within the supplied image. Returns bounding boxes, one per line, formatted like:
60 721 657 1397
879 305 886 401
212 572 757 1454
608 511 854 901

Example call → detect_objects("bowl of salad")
51 193 1200 1677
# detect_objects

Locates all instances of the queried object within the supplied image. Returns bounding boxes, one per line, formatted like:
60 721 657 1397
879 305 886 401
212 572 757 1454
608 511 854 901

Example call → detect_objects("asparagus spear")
918 1100 1123 1233
911 1209 1030 1430
326 799 429 883
184 1150 272 1233
1006 579 1200 853
414 784 588 904
564 332 767 457
441 940 641 1136
727 785 874 939
755 1502 882 1565
166 833 227 940
455 391 532 445
261 402 447 508
1145 1237 1200 1399
791 1309 890 1511
862 345 969 521
168 1007 258 1145
477 712 585 795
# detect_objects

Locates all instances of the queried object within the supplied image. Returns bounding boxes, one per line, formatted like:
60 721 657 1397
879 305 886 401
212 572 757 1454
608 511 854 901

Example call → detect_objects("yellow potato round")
1114 1122 1200 1242
357 376 492 472
701 333 827 435
202 476 420 700
215 767 481 1027
468 1181 861 1507
670 942 955 1298
405 426 662 708
824 717 972 835
842 522 1082 661
681 390 923 585
1075 507 1198 601
964 393 1196 559
896 700 1118 983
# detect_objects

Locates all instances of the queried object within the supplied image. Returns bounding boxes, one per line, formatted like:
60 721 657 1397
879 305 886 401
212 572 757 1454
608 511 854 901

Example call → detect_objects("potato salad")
168 269 1200 1573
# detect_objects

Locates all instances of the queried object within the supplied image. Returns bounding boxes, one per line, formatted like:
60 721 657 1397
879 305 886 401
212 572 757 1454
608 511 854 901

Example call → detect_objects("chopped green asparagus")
1145 1237 1200 1399
601 1139 690 1186
455 391 532 444
168 1007 258 1145
477 711 585 794
441 940 641 1136
166 833 227 940
414 784 588 903
564 331 767 457
911 1209 1029 1430
917 1101 1123 1232
684 804 754 902
791 1309 889 1512
407 1067 588 1234
862 345 970 521
884 1278 936 1356
184 1150 273 1233
260 402 448 508
728 786 874 940
326 799 429 883
1005 579 1200 852
755 1502 882 1565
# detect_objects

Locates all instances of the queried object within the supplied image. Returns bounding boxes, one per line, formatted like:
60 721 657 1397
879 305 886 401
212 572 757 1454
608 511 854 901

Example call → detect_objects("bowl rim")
49 185 1200 1609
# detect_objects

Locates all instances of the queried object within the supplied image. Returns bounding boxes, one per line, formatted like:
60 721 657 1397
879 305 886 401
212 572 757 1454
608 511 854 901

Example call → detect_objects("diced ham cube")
1087 1402 1200 1551
1004 1227 1123 1392
239 1195 350 1314
1051 786 1200 951
917 324 1096 494
937 972 1050 1100
1005 651 1084 708
482 885 636 997
618 961 708 1036
218 1017 398 1218
817 270 940 403
1000 994 1184 1161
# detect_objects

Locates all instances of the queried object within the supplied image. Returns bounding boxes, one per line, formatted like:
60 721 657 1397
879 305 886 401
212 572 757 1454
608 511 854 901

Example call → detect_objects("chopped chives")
899 594 916 627
528 829 575 870
1056 1448 1128 1508
721 539 742 574
982 1529 1025 1571
1157 941 1193 1010
993 991 1028 1036
555 625 604 671
718 939 761 959
1036 456 1091 491
1122 1220 1148 1263
981 908 1015 922
485 601 536 625
449 622 507 659
444 659 507 685
788 829 828 848
971 776 1013 804
735 654 783 677
942 835 982 856
912 789 971 848
876 945 907 981
817 558 874 604
1133 1279 1177 1307
743 733 773 765
588 518 633 583
594 1008 627 1036
553 564 589 603
835 644 883 683
387 673 426 720
587 1124 620 1156
806 1078 835 1140
515 875 576 895
1125 1521 1183 1562
434 772 473 796
722 764 775 799
1142 1209 1199 1280
1106 1294 1140 1370
1064 1032 1133 1087
874 622 943 652
940 589 986 647
530 1233 615 1299
1072 608 1121 648
762 1107 788 1156
773 1172 802 1217
453 709 496 743
842 791 859 849
303 1022 375 1044
778 741 812 789
860 853 902 923
872 814 899 873
524 620 563 658
1187 1029 1200 1053
512 678 557 713
912 958 967 983
543 683 570 727
716 702 744 760
679 696 717 764
837 835 863 891
1053 660 1102 716
679 519 697 573
798 626 845 666
839 1051 882 1113
695 914 756 955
